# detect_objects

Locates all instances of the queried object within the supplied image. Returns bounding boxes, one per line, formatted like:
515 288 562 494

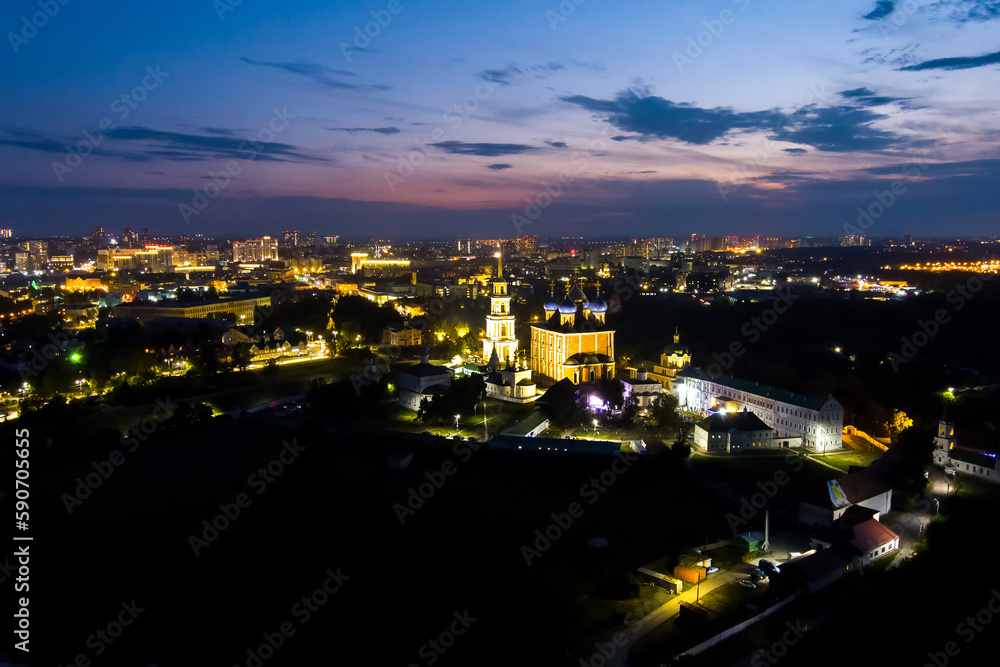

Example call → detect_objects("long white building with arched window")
676 369 843 452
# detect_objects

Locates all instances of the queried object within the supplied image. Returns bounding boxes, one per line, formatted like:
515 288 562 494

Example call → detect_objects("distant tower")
483 251 517 363
931 410 956 468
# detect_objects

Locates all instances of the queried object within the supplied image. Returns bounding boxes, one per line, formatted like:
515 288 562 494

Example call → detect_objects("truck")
673 565 707 583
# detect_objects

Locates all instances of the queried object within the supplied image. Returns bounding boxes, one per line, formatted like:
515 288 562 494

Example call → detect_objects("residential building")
799 467 893 528
693 410 774 452
111 295 272 324
233 237 279 262
383 322 422 347
398 347 454 411
676 371 843 452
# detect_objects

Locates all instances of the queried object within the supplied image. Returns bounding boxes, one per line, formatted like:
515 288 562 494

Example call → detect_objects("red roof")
849 519 898 554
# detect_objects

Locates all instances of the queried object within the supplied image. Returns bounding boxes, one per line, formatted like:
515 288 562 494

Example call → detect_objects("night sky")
2 0 999 238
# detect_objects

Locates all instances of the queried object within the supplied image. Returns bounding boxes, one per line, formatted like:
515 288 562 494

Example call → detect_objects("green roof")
678 369 833 411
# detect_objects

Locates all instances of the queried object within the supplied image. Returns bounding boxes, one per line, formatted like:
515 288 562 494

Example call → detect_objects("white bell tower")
483 251 518 365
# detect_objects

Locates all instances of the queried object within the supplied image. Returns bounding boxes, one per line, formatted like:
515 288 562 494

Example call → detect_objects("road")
600 566 756 667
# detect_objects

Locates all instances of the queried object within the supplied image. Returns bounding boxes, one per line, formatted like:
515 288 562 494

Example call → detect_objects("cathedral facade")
529 283 615 384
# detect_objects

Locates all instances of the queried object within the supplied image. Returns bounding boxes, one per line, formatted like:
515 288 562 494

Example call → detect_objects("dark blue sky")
2 0 999 239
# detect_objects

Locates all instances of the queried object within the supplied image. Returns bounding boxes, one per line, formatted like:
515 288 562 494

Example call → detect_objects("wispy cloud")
900 49 1000 70
328 126 400 134
430 141 539 156
240 57 390 91
487 163 513 170
0 126 328 164
864 0 895 20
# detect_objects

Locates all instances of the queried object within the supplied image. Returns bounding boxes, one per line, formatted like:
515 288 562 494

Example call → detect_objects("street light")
454 414 460 432
593 419 598 436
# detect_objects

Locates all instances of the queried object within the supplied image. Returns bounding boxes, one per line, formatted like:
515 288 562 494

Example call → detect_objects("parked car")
738 579 757 589
759 560 780 575
706 566 720 574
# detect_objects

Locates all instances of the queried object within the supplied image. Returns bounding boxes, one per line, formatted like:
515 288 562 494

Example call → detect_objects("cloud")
476 60 588 86
899 49 1000 70
864 0 895 20
784 148 808 154
0 126 328 164
240 57 389 91
945 0 1000 23
487 163 513 170
108 127 329 163
562 87 903 152
772 105 898 152
429 141 539 156
328 126 400 134
561 89 783 145
545 140 568 148
838 88 906 106
479 65 522 86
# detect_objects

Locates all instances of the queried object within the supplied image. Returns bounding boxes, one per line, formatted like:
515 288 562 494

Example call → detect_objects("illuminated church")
481 254 536 401
530 283 615 384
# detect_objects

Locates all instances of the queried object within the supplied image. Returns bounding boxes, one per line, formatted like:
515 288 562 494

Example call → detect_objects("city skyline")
2 1 999 238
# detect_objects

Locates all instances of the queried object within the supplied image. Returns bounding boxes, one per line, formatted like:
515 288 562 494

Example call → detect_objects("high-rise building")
513 235 537 256
16 241 48 272
282 230 300 246
122 228 140 249
457 238 475 254
0 229 12 238
91 227 108 247
233 236 279 262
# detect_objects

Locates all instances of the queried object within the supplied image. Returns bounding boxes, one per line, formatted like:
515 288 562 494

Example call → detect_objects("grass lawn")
811 447 884 472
